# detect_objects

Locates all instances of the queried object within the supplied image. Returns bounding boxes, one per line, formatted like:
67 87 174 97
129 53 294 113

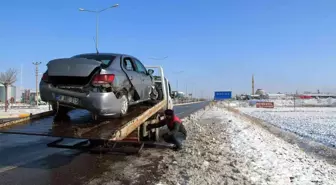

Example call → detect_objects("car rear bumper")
40 82 121 116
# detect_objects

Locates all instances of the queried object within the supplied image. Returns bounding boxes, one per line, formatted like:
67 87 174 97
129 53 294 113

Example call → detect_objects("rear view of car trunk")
47 58 102 86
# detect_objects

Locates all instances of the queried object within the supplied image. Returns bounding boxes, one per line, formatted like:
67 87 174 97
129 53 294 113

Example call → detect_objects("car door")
122 57 144 99
133 58 152 100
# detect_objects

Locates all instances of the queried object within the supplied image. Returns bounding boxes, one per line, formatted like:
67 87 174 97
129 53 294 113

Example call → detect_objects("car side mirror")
148 69 154 75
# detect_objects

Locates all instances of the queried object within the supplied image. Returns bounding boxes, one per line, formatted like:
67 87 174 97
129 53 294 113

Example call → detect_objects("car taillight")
92 74 115 85
42 73 49 82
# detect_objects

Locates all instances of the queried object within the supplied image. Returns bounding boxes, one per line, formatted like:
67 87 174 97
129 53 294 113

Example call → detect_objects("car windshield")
71 54 117 67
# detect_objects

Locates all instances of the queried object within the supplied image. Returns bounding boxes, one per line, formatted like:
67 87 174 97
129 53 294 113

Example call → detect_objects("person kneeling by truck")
146 109 187 151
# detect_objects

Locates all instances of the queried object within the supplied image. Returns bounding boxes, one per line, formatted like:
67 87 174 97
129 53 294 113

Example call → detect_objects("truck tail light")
92 74 115 85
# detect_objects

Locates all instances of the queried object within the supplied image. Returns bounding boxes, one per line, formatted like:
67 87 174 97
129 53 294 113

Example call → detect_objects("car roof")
73 53 136 58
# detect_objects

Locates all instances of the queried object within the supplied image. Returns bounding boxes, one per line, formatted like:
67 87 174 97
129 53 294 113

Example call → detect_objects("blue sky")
1 0 336 97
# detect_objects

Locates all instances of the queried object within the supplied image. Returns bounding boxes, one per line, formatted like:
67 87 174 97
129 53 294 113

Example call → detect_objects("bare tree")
0 68 18 112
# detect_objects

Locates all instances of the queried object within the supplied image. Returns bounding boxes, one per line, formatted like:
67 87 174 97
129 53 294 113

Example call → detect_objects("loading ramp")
0 101 173 154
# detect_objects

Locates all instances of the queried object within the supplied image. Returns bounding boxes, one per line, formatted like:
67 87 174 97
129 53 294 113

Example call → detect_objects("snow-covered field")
235 98 336 108
155 104 336 185
237 107 336 148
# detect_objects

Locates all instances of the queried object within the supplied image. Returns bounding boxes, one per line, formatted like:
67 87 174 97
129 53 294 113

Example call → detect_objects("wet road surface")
0 101 209 185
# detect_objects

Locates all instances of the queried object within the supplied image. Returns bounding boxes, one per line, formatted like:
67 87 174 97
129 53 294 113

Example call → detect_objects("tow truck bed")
0 66 172 154
0 101 165 140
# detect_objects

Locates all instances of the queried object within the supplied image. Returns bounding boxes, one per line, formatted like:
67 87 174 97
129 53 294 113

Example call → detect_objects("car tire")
119 94 129 117
150 84 163 105
150 85 159 101
156 85 164 100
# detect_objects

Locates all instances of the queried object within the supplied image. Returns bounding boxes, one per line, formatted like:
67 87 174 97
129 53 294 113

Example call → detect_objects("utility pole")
252 74 255 95
185 84 188 99
32 62 42 106
172 70 184 92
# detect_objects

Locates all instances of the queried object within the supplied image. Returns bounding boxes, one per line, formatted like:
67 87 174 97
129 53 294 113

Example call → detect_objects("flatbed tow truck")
0 66 174 155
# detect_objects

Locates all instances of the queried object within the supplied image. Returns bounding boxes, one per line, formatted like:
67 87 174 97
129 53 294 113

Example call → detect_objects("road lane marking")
176 112 185 115
0 149 67 174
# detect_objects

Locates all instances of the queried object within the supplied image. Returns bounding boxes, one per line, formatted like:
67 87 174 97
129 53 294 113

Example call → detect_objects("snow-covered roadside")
157 105 251 185
157 105 336 185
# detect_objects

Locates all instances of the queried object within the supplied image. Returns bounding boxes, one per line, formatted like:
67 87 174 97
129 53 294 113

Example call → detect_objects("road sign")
256 102 274 108
214 91 232 100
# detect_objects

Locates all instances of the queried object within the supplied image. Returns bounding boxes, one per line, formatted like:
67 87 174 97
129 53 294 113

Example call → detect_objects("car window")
101 60 110 65
123 58 135 71
71 54 116 68
133 59 147 75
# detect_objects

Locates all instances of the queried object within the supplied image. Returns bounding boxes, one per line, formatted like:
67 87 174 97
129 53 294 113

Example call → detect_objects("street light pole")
172 71 184 92
96 13 99 50
32 62 42 106
79 4 119 51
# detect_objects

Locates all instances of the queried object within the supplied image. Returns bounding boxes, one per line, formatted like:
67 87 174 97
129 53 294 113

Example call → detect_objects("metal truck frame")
0 66 174 154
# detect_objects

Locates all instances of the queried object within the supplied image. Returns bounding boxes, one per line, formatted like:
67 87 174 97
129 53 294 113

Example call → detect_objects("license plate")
56 95 79 105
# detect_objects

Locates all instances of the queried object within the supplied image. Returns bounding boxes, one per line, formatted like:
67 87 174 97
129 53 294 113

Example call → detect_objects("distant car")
39 53 159 119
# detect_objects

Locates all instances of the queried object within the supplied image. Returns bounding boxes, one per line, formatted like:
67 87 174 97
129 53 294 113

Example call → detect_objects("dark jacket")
150 115 187 136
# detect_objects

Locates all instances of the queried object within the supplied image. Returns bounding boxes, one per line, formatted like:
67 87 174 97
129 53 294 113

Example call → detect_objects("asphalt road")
0 101 209 185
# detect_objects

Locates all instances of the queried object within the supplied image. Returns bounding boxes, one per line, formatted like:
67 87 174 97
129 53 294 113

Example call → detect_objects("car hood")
47 58 101 77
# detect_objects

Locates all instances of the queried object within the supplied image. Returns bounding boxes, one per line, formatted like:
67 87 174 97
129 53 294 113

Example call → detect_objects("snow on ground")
0 105 51 117
238 107 336 148
156 104 336 185
234 98 336 108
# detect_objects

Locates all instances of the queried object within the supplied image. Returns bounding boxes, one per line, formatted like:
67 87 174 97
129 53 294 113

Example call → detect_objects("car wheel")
120 94 129 116
150 85 159 100
153 84 163 101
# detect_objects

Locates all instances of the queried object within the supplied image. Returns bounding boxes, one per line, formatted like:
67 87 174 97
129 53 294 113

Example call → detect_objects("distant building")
0 84 17 102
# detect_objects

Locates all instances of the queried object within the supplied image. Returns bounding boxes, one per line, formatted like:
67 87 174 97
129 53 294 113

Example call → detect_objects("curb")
0 111 54 129
0 113 31 119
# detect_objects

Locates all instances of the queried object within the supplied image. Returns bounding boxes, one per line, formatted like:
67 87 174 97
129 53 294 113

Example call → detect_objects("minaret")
252 74 255 95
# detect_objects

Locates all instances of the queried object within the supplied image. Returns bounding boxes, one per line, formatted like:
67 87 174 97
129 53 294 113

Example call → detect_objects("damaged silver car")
39 53 159 119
